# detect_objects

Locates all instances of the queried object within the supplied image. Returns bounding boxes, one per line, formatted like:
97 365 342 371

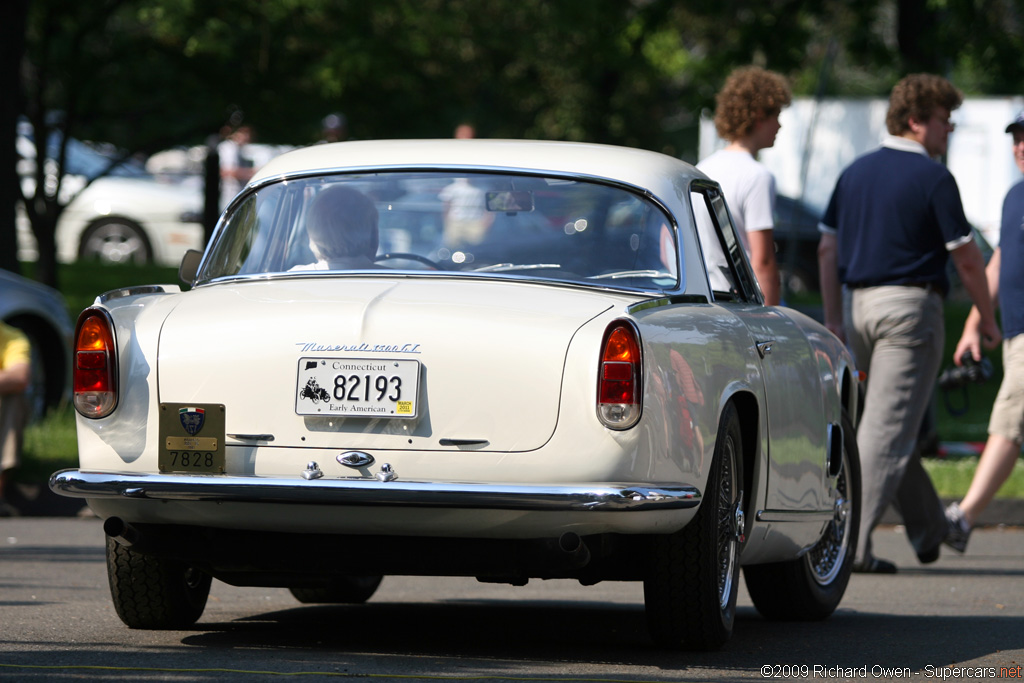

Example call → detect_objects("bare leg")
959 434 1021 526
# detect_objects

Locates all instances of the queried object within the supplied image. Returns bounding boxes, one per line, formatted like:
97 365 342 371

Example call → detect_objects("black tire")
79 218 152 265
289 576 383 604
744 409 861 620
106 537 211 629
644 401 744 650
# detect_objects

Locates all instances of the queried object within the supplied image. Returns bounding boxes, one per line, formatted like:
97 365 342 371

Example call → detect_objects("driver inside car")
291 185 381 271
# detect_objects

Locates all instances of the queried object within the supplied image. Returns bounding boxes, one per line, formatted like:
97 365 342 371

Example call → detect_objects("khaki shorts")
0 393 27 471
989 333 1024 444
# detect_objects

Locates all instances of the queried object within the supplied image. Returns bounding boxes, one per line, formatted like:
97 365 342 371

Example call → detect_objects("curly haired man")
818 74 1000 573
698 66 792 305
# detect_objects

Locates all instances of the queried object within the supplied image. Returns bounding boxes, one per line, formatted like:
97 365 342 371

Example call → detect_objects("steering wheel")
374 252 439 269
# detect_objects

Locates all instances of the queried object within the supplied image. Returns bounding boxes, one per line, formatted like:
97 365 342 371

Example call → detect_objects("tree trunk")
0 0 29 275
30 209 60 289
203 134 221 246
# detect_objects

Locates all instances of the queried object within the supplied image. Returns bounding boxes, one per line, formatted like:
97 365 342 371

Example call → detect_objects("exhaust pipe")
103 517 140 547
556 532 590 566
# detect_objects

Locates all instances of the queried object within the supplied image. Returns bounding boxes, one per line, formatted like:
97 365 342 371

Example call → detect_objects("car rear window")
198 171 681 292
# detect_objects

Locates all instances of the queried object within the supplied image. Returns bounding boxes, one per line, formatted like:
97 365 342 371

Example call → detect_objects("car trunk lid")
157 277 616 452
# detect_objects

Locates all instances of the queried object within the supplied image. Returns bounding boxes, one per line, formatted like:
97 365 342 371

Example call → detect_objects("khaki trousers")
849 286 948 564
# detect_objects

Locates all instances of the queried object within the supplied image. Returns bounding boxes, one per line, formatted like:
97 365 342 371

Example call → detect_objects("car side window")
689 186 759 303
691 189 738 299
201 185 287 278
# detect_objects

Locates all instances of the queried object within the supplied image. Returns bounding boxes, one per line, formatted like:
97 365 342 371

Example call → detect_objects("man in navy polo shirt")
818 74 1001 574
944 110 1024 552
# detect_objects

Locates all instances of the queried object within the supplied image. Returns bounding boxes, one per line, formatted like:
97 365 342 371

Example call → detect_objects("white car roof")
250 139 709 199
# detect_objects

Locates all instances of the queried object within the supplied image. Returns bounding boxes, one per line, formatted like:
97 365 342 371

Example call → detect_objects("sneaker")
944 502 971 553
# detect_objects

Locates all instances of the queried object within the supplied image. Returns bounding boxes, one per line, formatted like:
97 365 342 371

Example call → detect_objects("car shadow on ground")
178 598 1023 674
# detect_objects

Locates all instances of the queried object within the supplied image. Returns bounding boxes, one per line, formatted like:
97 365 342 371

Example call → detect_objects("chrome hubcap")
808 449 851 585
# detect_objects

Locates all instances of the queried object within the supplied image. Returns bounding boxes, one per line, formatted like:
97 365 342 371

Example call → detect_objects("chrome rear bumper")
50 469 701 512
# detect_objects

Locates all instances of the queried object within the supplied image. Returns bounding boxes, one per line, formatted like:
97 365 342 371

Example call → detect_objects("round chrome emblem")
337 451 375 468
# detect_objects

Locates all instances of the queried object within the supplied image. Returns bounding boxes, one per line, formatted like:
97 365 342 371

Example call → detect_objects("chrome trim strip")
756 509 834 523
198 269 671 299
50 469 700 512
626 294 709 314
227 433 275 442
98 285 172 303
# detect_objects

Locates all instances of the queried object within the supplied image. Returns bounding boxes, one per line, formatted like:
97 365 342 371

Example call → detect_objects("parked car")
51 139 861 650
773 194 823 295
0 269 73 421
770 195 995 299
16 123 204 267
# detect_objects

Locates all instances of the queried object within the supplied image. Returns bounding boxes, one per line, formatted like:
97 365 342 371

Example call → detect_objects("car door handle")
756 340 775 358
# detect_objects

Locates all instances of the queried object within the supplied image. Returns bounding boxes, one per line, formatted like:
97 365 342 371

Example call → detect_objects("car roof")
251 139 708 200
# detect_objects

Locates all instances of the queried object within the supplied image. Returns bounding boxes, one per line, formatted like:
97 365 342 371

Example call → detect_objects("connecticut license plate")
158 403 226 473
295 358 420 418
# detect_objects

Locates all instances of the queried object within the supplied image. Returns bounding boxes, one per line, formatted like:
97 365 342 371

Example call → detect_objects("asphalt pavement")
2 518 1022 681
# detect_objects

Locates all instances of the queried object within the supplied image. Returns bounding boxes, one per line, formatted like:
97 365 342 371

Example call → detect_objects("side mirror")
179 249 203 286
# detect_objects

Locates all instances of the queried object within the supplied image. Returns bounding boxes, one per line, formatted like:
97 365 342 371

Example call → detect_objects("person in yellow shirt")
0 322 31 516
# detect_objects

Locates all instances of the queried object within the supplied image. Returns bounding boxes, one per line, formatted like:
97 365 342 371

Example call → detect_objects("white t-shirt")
439 179 486 221
696 149 777 255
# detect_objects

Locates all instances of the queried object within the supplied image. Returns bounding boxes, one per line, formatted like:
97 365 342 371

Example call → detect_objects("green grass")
20 404 78 483
924 455 1024 500
934 300 1003 443
21 261 181 320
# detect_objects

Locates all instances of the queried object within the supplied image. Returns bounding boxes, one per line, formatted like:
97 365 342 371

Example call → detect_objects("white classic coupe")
51 139 861 650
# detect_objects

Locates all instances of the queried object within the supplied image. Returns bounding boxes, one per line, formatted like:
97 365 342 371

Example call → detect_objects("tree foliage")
8 0 1024 285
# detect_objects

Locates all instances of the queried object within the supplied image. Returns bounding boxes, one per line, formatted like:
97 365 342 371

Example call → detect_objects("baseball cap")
1006 110 1024 133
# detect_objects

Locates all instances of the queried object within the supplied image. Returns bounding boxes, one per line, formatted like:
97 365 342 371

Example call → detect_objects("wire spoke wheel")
808 450 852 585
743 409 861 620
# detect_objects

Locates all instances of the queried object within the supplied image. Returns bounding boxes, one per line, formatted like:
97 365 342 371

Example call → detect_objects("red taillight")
597 321 641 429
73 308 118 418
